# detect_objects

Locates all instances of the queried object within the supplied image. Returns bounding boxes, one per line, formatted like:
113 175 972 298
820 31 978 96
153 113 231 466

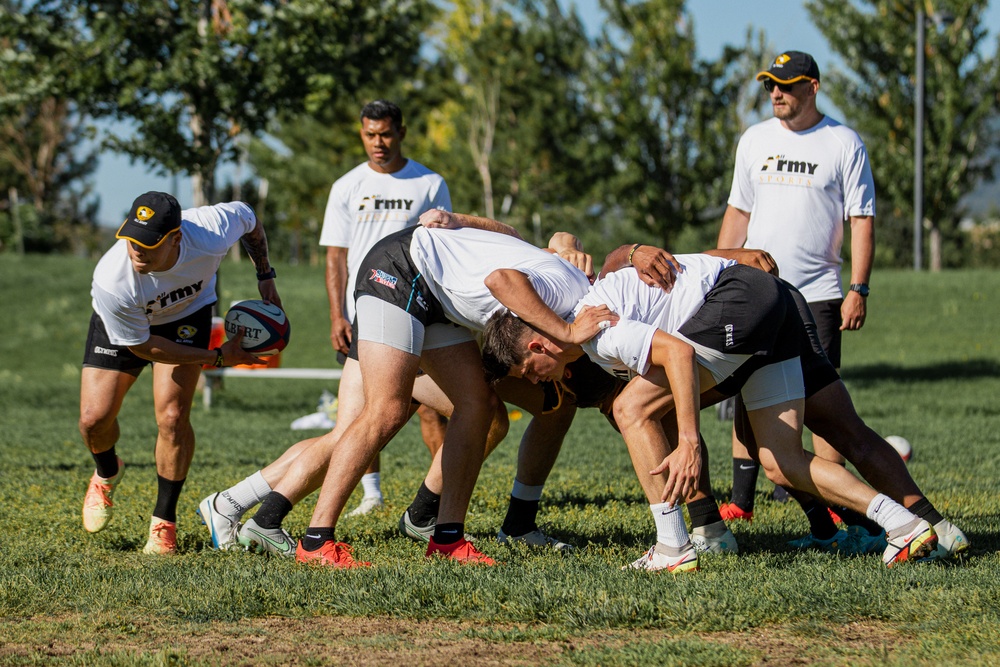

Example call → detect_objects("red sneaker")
426 537 496 565
719 502 753 522
295 540 371 569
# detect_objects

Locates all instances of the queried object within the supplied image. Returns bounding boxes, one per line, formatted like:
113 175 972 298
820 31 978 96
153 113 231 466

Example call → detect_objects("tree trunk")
930 225 942 272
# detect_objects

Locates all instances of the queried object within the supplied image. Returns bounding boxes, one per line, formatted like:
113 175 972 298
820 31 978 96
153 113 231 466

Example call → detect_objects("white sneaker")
290 411 336 431
497 528 574 552
883 519 936 567
347 495 384 517
690 521 739 554
238 518 295 557
196 493 240 550
624 542 699 573
925 520 970 560
399 509 434 543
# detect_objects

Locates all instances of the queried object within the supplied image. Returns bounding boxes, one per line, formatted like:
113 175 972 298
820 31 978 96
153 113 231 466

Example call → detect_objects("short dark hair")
360 99 403 131
481 310 533 384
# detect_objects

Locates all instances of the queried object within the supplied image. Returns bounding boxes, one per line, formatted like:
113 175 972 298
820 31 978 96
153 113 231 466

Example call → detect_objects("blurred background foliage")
1 0 999 266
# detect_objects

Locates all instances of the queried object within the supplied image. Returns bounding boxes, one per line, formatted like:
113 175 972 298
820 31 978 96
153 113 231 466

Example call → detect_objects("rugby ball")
885 435 913 463
224 300 291 356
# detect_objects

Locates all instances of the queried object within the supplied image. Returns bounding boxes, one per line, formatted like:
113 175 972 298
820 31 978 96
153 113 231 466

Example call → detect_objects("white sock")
217 471 272 520
866 493 918 534
650 502 689 548
360 472 382 499
511 479 545 501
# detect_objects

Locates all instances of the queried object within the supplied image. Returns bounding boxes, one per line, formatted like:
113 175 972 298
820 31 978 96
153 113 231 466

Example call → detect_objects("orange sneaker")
426 537 496 565
143 518 178 555
295 540 371 569
82 458 124 533
719 502 753 523
828 508 843 524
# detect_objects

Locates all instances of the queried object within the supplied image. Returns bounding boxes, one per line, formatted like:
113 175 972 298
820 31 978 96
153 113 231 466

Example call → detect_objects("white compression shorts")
355 295 475 355
739 357 805 410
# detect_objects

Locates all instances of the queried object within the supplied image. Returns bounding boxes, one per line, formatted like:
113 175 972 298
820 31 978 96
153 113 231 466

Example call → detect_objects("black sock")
152 475 185 523
301 526 335 552
730 458 759 511
906 497 944 526
833 506 884 536
798 497 839 540
433 522 464 545
92 448 119 479
687 496 723 530
252 492 294 529
500 496 540 537
407 482 441 527
772 485 792 502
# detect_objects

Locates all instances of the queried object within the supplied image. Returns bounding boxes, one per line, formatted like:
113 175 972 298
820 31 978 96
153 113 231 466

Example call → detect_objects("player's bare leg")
491 377 577 549
79 367 135 533
745 399 935 564
307 341 420 529
140 362 200 554
417 403 447 457
420 342 500 531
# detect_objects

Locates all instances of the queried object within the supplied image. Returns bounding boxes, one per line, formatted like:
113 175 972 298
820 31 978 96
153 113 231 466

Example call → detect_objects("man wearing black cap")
79 192 279 555
716 50 883 548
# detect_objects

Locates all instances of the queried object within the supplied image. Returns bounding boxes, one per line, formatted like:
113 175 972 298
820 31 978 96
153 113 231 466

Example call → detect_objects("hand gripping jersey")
408 226 591 332
576 254 735 378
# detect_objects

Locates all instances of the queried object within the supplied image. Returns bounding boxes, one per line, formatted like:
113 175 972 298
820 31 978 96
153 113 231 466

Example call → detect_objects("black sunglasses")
763 79 809 94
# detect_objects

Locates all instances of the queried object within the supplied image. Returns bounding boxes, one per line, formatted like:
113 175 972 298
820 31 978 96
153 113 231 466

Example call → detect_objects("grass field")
1 255 998 666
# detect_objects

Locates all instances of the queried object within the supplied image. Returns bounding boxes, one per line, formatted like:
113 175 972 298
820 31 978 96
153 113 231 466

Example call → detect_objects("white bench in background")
201 367 342 409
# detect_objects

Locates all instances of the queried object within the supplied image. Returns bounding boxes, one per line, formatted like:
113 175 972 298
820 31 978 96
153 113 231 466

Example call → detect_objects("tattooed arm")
239 207 282 307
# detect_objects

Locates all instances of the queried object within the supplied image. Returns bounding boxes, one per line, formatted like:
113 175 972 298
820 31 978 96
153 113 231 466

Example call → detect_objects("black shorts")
353 227 449 333
82 303 214 376
714 283 839 399
560 354 624 411
808 299 843 368
678 264 801 361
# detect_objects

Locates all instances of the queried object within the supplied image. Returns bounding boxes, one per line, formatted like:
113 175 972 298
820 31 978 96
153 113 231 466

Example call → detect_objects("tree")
434 0 609 246
807 0 1000 269
0 1 100 254
587 0 767 253
74 0 435 206
245 33 451 264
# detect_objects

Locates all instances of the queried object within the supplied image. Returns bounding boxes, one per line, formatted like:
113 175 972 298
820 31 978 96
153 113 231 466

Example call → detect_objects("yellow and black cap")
756 51 820 84
116 191 182 249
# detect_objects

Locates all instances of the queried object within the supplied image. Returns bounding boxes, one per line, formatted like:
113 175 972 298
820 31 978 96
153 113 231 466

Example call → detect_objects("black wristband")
627 244 642 265
256 267 276 281
213 348 224 368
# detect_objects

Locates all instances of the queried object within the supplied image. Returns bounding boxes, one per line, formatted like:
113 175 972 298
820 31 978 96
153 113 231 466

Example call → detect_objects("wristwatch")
849 283 870 297
256 267 277 281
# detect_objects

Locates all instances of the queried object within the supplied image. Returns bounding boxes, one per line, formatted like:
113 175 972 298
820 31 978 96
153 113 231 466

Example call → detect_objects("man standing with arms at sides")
717 51 883 550
80 193 278 554
320 99 452 516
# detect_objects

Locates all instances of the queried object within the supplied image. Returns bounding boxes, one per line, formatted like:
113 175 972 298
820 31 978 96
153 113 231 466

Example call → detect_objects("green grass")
1 255 999 665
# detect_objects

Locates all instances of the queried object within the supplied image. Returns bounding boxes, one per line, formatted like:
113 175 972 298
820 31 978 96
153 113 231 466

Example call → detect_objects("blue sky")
89 0 1000 227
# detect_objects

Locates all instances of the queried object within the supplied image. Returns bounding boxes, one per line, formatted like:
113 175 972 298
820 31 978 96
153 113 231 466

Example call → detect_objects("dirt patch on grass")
2 615 909 666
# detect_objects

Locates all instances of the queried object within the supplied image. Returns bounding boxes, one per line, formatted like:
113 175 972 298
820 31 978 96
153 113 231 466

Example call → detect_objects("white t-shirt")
319 159 451 320
91 202 257 346
408 226 591 332
728 116 875 302
577 254 735 378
